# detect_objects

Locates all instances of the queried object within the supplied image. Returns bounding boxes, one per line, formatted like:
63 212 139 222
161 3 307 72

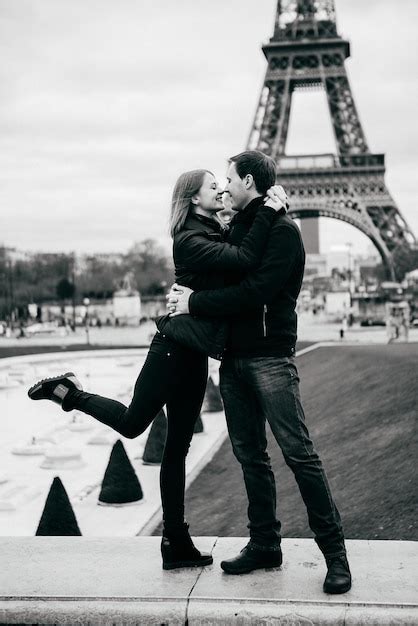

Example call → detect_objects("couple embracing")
28 150 351 595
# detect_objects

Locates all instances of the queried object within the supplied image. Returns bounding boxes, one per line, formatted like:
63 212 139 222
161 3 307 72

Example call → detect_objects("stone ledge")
188 600 418 626
2 599 416 626
0 537 417 625
0 599 186 626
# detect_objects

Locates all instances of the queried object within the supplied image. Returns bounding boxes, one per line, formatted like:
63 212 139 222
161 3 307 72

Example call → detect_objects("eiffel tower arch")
247 0 416 280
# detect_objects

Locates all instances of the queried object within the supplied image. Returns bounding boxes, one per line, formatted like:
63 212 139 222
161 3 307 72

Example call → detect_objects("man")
168 150 351 594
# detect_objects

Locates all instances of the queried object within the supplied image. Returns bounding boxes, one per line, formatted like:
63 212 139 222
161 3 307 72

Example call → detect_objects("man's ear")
244 174 254 190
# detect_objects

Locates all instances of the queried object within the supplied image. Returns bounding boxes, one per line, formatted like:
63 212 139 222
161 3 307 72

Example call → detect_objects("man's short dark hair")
229 150 277 195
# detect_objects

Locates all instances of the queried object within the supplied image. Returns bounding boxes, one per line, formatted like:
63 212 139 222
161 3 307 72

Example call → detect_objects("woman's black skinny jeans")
64 333 208 533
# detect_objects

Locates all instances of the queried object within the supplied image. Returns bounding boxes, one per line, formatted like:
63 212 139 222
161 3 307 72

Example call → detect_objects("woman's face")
193 172 224 213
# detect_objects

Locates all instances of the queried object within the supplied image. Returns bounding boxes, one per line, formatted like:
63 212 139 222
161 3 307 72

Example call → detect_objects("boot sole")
28 372 79 400
221 561 282 575
163 556 213 570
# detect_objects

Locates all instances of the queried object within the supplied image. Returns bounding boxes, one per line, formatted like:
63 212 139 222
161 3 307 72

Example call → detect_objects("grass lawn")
180 344 417 541
0 344 146 359
0 341 314 360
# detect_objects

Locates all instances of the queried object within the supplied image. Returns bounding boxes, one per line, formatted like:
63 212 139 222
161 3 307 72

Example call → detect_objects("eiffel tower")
247 0 416 280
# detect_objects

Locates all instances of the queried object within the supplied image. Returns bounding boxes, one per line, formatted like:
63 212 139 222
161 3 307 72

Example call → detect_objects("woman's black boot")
161 523 213 570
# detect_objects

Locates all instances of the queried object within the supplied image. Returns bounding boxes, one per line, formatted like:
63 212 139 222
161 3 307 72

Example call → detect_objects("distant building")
300 218 320 254
112 272 141 326
113 291 141 326
302 274 335 296
2 247 31 262
357 254 382 285
326 247 351 273
324 291 351 320
305 253 327 276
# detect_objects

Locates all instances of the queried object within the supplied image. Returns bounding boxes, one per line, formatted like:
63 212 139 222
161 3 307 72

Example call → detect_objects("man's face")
224 163 251 211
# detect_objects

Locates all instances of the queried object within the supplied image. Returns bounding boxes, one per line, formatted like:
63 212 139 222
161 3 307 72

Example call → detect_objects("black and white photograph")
0 1 417 624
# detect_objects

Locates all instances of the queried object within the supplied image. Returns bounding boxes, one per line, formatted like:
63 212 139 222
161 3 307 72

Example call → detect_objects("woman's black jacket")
156 206 276 357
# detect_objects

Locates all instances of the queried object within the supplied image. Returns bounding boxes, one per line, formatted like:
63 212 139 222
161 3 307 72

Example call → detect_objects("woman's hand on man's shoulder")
264 185 289 212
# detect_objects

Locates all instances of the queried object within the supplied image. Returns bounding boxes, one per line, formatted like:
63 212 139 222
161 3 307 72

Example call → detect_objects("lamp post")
7 258 15 330
346 242 353 295
83 297 90 345
71 253 76 332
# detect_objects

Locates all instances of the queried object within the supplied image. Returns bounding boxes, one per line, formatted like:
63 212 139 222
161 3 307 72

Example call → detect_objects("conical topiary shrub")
98 439 143 506
193 413 204 434
202 376 223 412
36 476 81 536
142 408 167 465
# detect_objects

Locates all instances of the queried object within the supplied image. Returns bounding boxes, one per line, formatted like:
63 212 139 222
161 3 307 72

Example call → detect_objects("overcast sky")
1 0 417 257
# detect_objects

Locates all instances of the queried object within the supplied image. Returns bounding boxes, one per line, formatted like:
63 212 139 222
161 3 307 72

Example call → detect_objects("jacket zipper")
262 304 267 337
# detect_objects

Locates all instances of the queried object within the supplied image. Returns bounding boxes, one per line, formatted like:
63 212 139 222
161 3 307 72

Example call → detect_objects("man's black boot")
161 523 213 570
323 554 352 594
221 543 282 575
28 372 82 410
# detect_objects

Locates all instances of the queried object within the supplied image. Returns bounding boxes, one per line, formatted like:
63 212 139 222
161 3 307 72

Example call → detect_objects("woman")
28 169 287 569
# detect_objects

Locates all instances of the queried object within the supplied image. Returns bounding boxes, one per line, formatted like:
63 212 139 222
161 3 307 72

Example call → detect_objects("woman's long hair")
169 169 213 238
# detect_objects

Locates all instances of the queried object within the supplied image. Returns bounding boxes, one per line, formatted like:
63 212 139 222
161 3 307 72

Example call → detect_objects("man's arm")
188 224 301 317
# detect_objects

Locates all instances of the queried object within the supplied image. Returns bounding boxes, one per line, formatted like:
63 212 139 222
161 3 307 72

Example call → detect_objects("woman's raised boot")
28 373 82 410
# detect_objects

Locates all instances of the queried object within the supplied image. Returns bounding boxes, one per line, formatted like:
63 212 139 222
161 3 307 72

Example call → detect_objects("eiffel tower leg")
270 80 293 158
365 198 417 280
247 73 269 150
350 196 397 281
324 71 369 155
255 80 293 158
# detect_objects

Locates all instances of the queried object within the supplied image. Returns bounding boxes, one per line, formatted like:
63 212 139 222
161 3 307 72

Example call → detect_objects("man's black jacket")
189 197 306 357
161 205 276 358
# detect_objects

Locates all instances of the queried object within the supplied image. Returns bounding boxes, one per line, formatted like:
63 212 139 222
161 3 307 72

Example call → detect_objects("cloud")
0 0 416 256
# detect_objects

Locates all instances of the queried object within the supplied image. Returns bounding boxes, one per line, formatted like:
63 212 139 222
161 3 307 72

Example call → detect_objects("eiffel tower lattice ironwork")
247 0 416 280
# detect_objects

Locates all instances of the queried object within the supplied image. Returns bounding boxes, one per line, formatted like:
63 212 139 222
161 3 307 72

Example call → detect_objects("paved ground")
0 349 228 537
1 537 417 625
0 322 157 354
297 312 418 344
2 313 416 354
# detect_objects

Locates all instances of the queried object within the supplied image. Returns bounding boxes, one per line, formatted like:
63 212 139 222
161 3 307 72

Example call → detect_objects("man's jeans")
220 355 346 557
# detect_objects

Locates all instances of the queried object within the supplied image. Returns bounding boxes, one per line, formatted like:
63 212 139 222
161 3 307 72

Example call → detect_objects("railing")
277 153 385 170
278 153 337 169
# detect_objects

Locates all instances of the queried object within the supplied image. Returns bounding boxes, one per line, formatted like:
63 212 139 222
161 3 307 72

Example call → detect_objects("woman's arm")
175 204 279 273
